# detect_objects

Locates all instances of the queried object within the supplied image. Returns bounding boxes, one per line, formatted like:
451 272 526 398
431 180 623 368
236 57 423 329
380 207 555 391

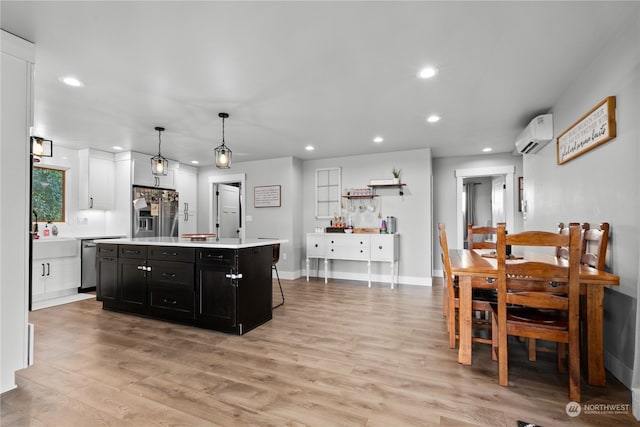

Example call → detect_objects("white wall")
524 11 639 390
197 157 301 277
1 30 34 393
432 152 524 270
302 148 432 285
197 149 432 285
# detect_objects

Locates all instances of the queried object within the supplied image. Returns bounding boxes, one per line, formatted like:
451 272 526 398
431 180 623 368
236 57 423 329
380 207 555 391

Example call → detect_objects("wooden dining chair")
438 223 494 349
532 222 609 362
555 222 571 259
491 222 582 402
467 223 497 250
581 222 609 270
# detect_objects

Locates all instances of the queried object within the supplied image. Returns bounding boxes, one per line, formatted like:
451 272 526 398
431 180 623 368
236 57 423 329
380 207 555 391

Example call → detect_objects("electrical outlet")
245 215 253 222
282 252 287 260
77 217 88 225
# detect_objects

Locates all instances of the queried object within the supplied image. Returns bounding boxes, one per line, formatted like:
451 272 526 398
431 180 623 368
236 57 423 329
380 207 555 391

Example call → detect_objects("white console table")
306 233 399 289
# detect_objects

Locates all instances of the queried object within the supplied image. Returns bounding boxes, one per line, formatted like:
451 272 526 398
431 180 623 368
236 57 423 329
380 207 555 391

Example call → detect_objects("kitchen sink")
33 238 78 259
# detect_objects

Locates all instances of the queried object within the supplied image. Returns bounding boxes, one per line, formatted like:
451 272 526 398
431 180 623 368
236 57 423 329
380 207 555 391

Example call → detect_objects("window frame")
314 167 341 219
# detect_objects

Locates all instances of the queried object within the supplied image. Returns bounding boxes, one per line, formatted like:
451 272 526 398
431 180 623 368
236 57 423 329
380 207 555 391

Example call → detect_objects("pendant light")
214 112 232 169
151 126 168 176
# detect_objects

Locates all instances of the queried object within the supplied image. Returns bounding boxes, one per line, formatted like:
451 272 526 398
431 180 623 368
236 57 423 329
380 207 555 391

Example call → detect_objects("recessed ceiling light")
60 76 84 87
191 160 199 164
426 115 441 123
482 147 493 153
373 136 384 143
418 67 439 79
305 145 315 151
112 146 123 150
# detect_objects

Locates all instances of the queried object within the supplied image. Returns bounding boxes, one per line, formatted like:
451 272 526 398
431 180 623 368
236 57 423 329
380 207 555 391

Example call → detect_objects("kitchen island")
94 237 285 335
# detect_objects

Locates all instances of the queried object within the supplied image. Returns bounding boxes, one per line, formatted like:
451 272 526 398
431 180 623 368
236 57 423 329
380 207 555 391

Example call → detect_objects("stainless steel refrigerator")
132 186 179 238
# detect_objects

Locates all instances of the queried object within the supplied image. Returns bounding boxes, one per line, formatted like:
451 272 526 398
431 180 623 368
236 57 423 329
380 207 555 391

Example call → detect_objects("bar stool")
272 244 284 309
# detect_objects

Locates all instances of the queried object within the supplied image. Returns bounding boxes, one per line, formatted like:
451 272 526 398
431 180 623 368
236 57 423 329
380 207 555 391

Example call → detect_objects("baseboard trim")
277 269 432 286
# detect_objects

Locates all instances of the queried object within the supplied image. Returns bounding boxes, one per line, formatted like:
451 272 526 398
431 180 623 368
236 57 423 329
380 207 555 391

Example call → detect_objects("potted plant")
392 167 401 184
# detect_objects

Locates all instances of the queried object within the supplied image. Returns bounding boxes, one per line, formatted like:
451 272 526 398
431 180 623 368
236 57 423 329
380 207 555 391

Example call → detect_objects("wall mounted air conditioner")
515 114 553 154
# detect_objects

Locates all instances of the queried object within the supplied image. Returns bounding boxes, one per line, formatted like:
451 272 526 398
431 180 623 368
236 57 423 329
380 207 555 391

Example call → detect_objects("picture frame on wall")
254 185 281 208
556 96 616 165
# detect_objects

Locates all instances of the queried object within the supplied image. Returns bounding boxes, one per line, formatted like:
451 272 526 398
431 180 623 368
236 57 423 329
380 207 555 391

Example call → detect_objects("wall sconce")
31 136 53 157
214 112 232 169
151 126 168 176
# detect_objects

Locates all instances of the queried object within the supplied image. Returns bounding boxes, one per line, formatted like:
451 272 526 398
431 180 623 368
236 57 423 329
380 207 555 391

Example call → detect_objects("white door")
216 184 240 238
491 176 506 225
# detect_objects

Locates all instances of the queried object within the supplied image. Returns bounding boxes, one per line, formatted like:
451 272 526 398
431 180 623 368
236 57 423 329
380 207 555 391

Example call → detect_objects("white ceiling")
2 1 637 167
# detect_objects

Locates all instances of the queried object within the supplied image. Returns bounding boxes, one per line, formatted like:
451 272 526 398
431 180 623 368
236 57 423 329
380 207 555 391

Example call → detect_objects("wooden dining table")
449 248 620 386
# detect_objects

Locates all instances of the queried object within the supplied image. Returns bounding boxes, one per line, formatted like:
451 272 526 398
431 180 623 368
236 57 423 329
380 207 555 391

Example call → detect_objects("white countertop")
93 236 287 249
33 235 126 242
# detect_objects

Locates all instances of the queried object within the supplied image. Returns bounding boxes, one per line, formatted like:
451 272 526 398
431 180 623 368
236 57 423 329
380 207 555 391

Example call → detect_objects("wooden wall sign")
556 96 616 164
254 185 281 208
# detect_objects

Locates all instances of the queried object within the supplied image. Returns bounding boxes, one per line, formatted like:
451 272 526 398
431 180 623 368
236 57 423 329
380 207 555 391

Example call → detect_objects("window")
315 167 341 219
32 166 65 222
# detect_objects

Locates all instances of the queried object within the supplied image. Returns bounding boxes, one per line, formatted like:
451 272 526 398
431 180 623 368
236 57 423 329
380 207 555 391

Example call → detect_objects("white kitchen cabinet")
177 164 198 234
79 149 115 210
306 233 399 288
132 151 176 189
32 239 80 302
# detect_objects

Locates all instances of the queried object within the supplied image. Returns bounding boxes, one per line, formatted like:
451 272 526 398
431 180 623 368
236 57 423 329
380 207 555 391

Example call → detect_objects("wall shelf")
367 183 406 195
342 194 379 199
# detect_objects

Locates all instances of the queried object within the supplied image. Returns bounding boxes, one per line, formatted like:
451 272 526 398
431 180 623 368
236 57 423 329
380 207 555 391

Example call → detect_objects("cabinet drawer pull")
162 272 177 278
100 248 114 253
379 245 383 250
314 244 318 248
163 299 177 305
161 251 178 256
46 262 50 276
90 197 94 209
225 273 243 280
41 263 45 277
206 254 225 259
125 249 140 254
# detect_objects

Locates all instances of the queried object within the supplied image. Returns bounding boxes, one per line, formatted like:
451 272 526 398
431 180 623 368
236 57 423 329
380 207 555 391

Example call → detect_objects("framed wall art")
254 185 281 208
556 96 616 165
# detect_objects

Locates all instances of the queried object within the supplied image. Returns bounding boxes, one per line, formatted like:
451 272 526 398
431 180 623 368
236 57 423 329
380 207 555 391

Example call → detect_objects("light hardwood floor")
1 278 635 426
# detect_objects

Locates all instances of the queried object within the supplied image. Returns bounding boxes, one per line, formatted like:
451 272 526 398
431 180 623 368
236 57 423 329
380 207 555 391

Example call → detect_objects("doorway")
215 183 240 238
208 174 246 240
455 166 515 248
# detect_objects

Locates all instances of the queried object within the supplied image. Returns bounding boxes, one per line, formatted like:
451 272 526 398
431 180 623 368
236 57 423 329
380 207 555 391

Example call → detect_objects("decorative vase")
392 177 400 184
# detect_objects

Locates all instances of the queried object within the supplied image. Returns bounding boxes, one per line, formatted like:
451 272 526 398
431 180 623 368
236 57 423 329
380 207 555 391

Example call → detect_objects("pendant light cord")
221 116 226 146
157 128 162 155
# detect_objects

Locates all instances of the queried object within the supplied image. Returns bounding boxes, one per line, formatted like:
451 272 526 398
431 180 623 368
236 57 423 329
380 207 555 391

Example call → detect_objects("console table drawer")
306 234 326 257
327 244 369 260
370 234 397 261
326 235 369 260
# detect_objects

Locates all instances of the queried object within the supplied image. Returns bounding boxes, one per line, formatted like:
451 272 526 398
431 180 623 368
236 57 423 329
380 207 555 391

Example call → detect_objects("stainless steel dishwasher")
80 239 97 291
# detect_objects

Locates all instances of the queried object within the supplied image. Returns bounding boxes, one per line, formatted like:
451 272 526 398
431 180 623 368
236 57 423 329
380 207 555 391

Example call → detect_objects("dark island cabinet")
96 243 273 335
148 259 195 321
196 245 272 335
96 244 118 302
